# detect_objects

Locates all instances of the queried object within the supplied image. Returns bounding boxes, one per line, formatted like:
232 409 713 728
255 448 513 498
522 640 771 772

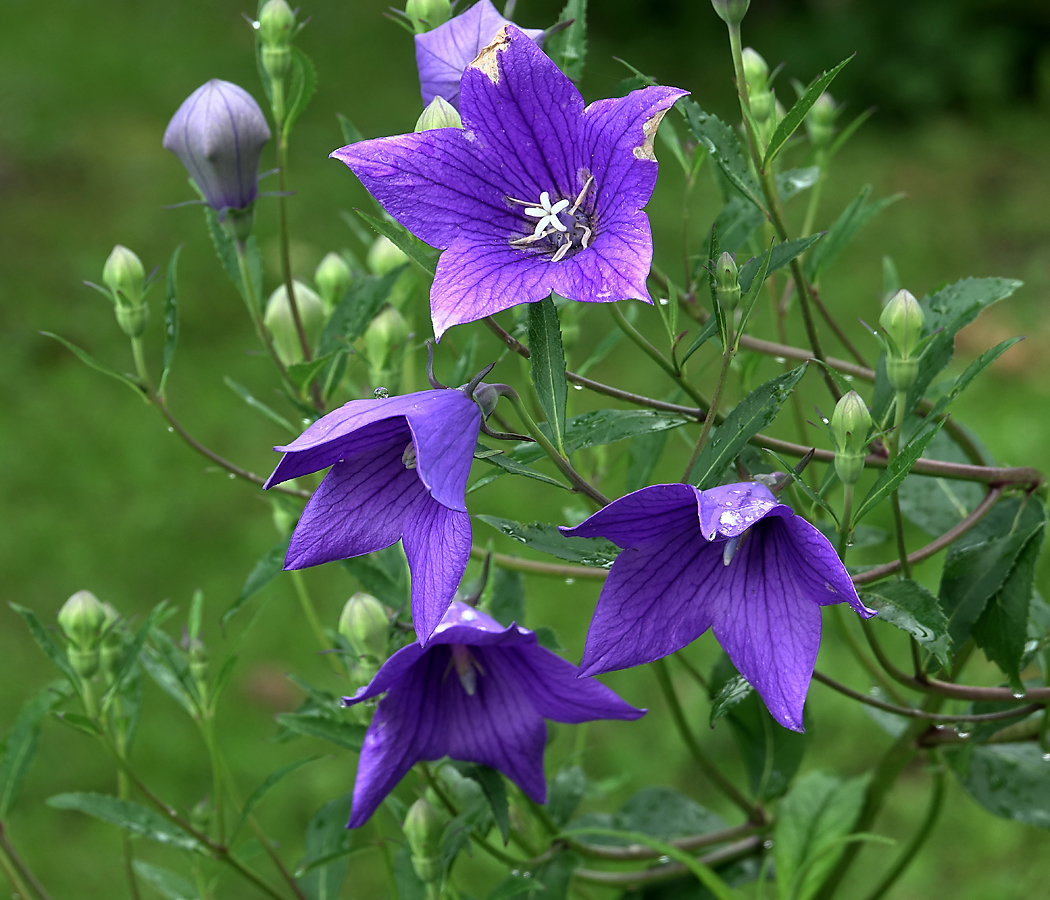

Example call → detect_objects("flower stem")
468 545 605 579
651 659 761 822
290 570 332 655
682 319 733 483
0 823 52 900
131 335 152 394
889 390 913 579
201 714 226 846
234 240 298 398
837 483 854 559
0 847 30 900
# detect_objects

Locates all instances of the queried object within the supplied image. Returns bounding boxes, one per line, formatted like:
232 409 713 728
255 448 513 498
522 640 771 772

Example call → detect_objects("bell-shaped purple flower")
343 601 644 827
415 0 544 110
264 390 482 642
163 79 271 213
332 25 687 339
561 482 876 732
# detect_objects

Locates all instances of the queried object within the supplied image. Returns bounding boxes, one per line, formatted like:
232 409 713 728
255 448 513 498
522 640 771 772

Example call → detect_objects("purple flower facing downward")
343 601 644 828
415 0 544 109
163 79 271 213
332 26 687 339
264 390 482 642
561 482 876 732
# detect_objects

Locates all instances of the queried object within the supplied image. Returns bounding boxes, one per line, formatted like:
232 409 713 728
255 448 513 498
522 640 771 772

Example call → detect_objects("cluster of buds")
878 289 928 392
831 391 873 486
714 251 741 312
263 280 327 366
338 593 391 686
100 245 150 338
405 0 451 33
363 306 411 391
741 48 777 145
314 253 352 313
57 590 109 681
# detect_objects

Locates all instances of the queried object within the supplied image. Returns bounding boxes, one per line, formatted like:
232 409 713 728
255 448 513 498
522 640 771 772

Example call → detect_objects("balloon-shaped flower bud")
714 251 740 312
364 306 411 391
163 80 272 219
831 391 872 486
338 593 391 671
710 0 750 25
264 280 326 366
806 92 839 150
367 236 409 277
880 289 926 390
403 798 445 884
59 590 107 680
406 0 451 33
103 245 150 337
259 0 295 47
314 253 352 312
414 96 463 132
741 48 774 123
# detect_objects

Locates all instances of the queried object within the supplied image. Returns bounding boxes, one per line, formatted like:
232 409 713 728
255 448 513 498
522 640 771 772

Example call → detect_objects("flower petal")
698 482 787 540
560 483 700 549
401 391 481 512
548 212 655 305
779 516 876 617
344 641 427 705
429 601 535 646
402 498 472 643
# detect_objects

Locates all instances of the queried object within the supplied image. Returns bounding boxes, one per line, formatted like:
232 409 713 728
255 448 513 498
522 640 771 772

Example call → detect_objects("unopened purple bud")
711 0 750 25
163 80 271 215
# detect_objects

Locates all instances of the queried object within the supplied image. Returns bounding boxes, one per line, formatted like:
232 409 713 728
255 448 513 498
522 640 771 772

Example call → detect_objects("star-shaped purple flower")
415 0 544 110
343 601 644 827
560 482 876 732
264 390 481 642
332 25 687 339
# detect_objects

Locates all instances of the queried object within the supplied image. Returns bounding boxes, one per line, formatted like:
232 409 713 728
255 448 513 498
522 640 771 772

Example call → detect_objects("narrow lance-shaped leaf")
735 240 775 344
805 185 902 283
861 580 953 672
449 762 511 845
738 233 823 294
159 245 181 396
355 209 437 276
0 683 65 817
131 861 199 900
204 206 263 302
477 516 618 568
546 0 587 81
224 377 297 434
9 603 81 688
47 793 205 853
852 423 942 524
230 755 324 841
275 712 366 751
222 537 291 630
763 55 854 166
317 267 404 357
527 296 569 455
299 792 356 899
40 333 146 400
100 601 169 714
282 46 317 138
681 100 764 212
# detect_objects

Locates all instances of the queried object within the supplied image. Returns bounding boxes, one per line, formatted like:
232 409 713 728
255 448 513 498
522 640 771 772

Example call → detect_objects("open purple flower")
332 25 687 339
561 482 876 732
163 79 271 213
415 0 544 110
343 601 644 827
264 390 481 642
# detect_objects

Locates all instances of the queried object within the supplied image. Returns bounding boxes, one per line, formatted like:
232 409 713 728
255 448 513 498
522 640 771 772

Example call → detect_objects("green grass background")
2 0 1050 896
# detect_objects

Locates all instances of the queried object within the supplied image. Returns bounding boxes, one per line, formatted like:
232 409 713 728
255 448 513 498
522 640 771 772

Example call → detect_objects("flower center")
721 529 753 566
508 175 595 262
447 644 484 696
402 442 417 470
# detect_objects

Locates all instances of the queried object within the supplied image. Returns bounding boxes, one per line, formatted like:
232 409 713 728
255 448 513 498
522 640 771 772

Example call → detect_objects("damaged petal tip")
470 24 512 83
634 109 671 161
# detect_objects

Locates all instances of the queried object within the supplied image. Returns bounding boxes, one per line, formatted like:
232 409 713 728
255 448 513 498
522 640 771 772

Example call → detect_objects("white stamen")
569 175 594 214
551 241 571 263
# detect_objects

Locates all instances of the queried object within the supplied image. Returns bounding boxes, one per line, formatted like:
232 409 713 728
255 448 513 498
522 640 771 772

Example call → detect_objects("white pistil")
522 191 570 238
722 530 752 566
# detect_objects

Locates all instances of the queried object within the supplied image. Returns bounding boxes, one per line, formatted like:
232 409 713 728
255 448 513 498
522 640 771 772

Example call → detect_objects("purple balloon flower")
343 601 645 827
331 25 687 339
415 0 544 110
163 79 271 213
264 390 481 642
561 482 876 732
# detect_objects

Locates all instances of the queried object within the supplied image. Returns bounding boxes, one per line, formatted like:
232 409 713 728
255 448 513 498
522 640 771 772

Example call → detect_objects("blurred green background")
2 0 1050 897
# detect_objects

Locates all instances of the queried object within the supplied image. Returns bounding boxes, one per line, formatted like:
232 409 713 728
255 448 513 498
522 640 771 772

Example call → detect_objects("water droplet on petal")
374 387 390 399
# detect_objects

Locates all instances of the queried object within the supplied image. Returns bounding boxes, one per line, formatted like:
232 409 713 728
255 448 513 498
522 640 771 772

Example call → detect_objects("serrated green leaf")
275 712 366 751
736 240 774 342
852 424 942 524
317 267 405 356
918 337 1023 430
450 762 510 844
231 755 324 841
470 445 570 493
283 46 317 138
139 645 196 717
527 296 568 454
132 861 199 900
355 210 436 276
764 56 853 166
159 245 181 396
100 601 167 714
690 364 809 489
738 234 824 294
40 333 146 399
52 711 102 737
477 516 617 568
224 377 297 434
489 567 526 627
682 100 763 211
204 206 264 302
548 765 587 828
287 350 340 392
47 793 204 852
709 674 753 725
711 169 819 255
679 316 720 366
950 743 1050 830
513 409 689 465
340 545 409 607
222 537 290 629
299 792 355 900
898 430 985 538
546 0 587 81
0 684 64 816
9 603 80 687
861 580 953 671
805 185 902 283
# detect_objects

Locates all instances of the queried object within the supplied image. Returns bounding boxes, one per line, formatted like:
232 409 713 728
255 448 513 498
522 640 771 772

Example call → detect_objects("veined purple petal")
428 600 531 645
548 213 655 305
698 482 788 540
560 483 700 548
402 499 472 642
779 516 876 617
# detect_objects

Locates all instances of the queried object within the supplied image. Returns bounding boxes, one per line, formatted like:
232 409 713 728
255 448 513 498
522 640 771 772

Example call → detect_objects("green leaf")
709 674 753 725
448 332 478 387
527 296 569 455
898 430 985 538
487 876 544 899
336 113 365 145
224 377 297 434
393 843 427 900
513 409 689 465
529 849 580 900
100 601 167 713
690 364 809 489
52 711 102 737
222 537 290 629
860 580 953 672
575 322 627 376
40 332 145 399
489 567 525 628
231 756 324 841
0 684 64 816
763 55 853 166
625 422 674 492
299 792 355 900
774 771 868 900
340 545 409 607
283 46 318 139
9 603 80 687
47 793 204 852
132 861 199 900
852 424 942 524
711 169 819 255
548 765 587 827
287 350 340 392
738 234 824 294
735 240 774 341
682 100 763 211
950 743 1050 830
275 712 366 752
679 316 720 366
204 206 263 302
534 626 565 653
317 267 405 356
159 245 182 396
355 210 437 276
476 516 617 568
918 336 1023 430
449 762 510 844
139 645 196 717
470 445 570 493
804 185 902 283
546 0 587 81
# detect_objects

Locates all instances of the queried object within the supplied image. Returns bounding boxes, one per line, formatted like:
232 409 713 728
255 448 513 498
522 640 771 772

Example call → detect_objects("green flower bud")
405 0 451 33
805 92 838 150
58 590 107 650
103 245 146 308
741 48 774 123
188 637 208 688
880 289 926 391
264 280 327 366
714 251 740 312
363 306 410 372
831 391 871 486
115 303 150 338
314 253 352 312
367 236 409 277
710 0 750 25
415 96 463 132
338 593 390 668
403 798 445 884
259 0 295 47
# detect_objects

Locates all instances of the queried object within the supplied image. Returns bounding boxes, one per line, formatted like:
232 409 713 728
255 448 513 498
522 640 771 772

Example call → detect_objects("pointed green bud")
263 280 327 366
880 289 925 390
710 0 750 25
338 593 390 667
415 96 463 132
805 92 838 150
367 236 409 276
741 48 774 123
103 245 146 308
831 391 871 486
403 798 445 884
363 306 410 372
314 253 352 312
405 0 451 33
714 251 740 312
259 0 295 47
58 590 107 651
